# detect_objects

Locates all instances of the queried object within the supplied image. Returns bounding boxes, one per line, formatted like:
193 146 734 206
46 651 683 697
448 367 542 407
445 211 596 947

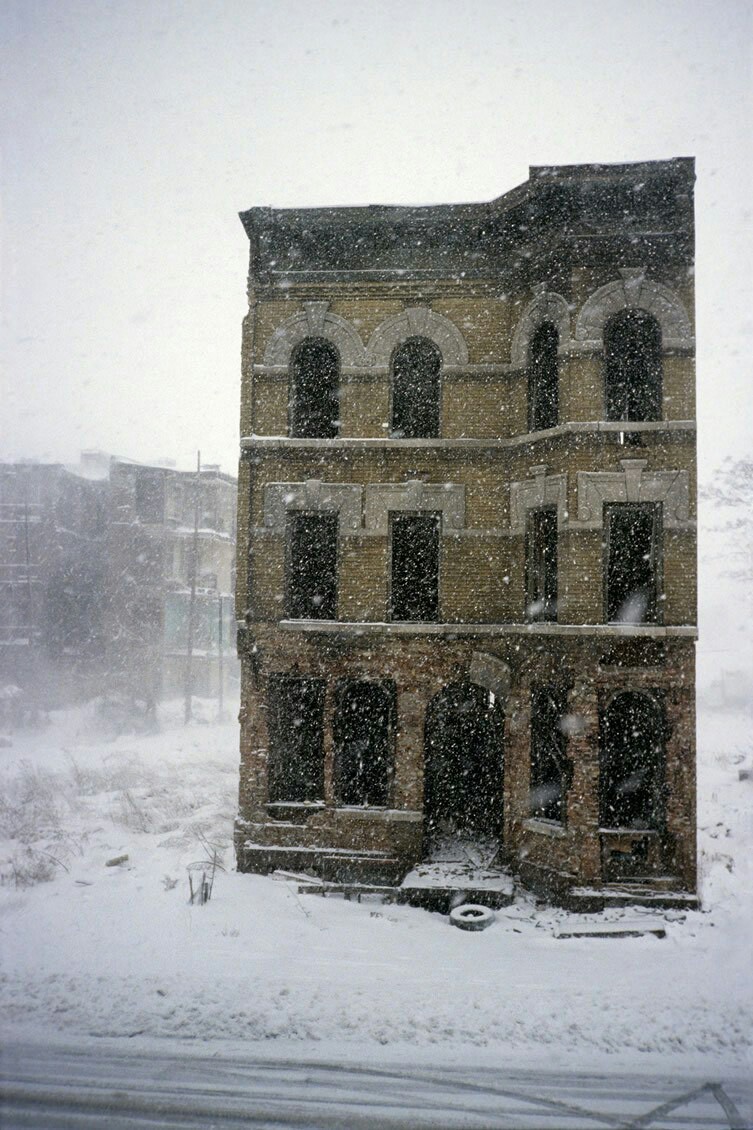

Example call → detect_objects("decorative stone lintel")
363 482 465 535
263 481 363 533
509 465 568 532
574 460 691 528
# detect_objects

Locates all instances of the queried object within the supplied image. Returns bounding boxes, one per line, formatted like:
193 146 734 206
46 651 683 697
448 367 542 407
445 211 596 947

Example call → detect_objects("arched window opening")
289 337 340 438
333 680 395 806
528 322 559 432
604 309 662 422
599 691 665 830
391 337 441 438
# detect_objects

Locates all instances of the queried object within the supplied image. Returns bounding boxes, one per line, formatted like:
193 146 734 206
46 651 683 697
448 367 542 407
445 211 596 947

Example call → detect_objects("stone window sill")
524 818 567 838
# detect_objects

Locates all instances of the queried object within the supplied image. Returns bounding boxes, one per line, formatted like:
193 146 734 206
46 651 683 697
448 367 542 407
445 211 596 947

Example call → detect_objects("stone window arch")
391 336 441 438
575 268 692 350
604 309 662 422
289 337 340 439
366 307 469 369
528 321 559 431
510 289 570 370
262 302 366 369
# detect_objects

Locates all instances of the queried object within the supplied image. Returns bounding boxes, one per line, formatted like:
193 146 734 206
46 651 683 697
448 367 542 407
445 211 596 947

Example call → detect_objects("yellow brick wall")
340 380 388 437
662 530 697 624
441 536 512 622
339 537 389 621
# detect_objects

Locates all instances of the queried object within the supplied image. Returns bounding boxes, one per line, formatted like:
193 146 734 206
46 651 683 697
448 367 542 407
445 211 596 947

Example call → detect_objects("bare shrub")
2 846 61 888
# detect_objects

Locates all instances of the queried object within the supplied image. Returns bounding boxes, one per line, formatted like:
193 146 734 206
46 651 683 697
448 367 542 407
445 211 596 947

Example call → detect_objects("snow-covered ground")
0 695 751 1079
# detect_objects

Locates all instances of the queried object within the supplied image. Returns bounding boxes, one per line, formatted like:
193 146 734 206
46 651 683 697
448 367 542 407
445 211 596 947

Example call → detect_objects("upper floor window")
526 507 558 622
135 471 165 524
390 512 440 621
604 309 662 422
391 337 441 438
604 502 660 624
286 513 338 620
528 322 559 432
289 337 340 438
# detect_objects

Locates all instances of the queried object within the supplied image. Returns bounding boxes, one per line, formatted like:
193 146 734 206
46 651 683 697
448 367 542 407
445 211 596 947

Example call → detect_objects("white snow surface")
0 696 751 1077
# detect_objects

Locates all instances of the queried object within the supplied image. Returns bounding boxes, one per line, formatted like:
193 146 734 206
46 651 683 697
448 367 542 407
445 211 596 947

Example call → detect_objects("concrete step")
568 883 700 912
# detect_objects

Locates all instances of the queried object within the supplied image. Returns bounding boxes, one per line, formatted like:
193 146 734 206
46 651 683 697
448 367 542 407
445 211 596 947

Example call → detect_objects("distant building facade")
0 453 237 710
234 159 697 906
0 462 107 707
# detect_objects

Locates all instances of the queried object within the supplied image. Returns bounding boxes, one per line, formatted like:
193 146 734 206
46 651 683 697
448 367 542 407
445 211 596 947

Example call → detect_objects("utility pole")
184 451 200 724
217 593 225 721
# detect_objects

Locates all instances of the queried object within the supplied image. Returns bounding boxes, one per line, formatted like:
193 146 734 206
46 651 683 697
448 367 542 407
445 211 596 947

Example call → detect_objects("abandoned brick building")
234 158 697 906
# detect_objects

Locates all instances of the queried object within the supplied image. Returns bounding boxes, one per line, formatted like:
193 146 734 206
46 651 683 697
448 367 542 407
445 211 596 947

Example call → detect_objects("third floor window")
289 337 340 438
391 337 441 438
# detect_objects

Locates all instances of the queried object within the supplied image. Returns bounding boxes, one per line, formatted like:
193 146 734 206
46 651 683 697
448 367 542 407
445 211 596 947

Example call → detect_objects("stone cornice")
241 420 696 453
269 620 698 639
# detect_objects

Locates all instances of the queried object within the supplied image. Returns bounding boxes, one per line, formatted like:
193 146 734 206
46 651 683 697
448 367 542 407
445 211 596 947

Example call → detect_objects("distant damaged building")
234 159 697 908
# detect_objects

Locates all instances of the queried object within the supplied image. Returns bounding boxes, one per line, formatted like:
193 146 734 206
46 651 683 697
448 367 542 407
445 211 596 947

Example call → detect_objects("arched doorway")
423 682 504 840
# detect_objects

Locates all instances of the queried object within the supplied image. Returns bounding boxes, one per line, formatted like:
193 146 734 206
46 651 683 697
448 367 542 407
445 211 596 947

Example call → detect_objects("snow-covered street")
1 696 751 1094
2 1036 751 1129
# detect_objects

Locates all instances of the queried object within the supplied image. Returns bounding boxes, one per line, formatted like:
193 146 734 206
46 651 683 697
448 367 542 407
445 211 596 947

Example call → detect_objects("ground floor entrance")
423 681 505 842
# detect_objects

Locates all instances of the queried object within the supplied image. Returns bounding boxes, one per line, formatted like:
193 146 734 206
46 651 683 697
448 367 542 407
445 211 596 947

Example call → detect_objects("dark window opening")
526 507 558 621
267 675 325 802
530 683 570 822
424 682 505 838
333 680 396 806
135 472 165 524
391 337 441 438
605 503 660 624
528 321 559 432
600 691 665 830
390 512 439 622
287 513 338 620
289 337 340 438
604 309 662 422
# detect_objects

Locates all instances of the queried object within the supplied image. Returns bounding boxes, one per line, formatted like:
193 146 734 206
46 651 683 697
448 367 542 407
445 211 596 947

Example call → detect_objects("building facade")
234 158 697 904
0 453 237 713
0 462 107 710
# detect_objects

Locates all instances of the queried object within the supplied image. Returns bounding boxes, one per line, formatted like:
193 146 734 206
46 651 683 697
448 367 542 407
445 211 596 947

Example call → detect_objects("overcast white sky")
1 0 751 675
2 0 751 475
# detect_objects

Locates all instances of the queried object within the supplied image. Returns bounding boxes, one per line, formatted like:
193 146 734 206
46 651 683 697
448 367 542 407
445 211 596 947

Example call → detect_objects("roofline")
239 156 695 238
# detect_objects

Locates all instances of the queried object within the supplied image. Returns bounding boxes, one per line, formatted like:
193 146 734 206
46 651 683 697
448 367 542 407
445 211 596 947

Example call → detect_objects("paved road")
1 1039 750 1129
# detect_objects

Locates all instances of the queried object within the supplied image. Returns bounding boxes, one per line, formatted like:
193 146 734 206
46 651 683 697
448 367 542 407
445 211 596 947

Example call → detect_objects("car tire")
449 903 495 931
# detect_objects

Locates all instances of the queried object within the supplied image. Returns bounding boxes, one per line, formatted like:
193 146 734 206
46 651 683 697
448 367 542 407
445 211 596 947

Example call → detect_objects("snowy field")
0 695 751 1082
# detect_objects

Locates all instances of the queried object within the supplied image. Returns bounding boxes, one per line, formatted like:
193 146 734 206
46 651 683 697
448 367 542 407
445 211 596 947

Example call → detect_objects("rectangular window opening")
605 503 660 624
267 675 325 802
526 507 558 622
286 512 338 620
389 512 440 622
